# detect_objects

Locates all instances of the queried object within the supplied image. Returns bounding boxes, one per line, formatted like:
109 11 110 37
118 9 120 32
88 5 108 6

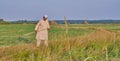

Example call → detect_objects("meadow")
0 24 120 61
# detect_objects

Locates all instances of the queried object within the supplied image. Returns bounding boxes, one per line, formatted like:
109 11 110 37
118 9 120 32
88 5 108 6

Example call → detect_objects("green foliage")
0 20 11 24
14 49 31 60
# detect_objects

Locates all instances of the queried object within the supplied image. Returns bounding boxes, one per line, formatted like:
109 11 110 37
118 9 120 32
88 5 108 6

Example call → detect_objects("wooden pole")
64 16 72 61
64 16 68 34
105 47 108 61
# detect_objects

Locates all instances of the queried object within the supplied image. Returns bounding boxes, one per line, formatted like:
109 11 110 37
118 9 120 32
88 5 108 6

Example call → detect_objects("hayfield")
0 24 120 61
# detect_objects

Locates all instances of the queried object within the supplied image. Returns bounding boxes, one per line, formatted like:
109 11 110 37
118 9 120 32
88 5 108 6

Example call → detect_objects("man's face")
43 17 47 21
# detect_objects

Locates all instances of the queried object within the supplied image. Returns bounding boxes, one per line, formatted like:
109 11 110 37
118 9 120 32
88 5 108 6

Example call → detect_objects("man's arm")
35 20 41 32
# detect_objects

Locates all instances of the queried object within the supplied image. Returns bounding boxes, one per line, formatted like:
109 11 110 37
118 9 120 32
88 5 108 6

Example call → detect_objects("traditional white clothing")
35 19 50 47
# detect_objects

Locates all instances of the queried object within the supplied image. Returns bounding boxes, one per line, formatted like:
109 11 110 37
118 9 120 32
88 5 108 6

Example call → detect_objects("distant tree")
0 19 4 21
0 19 11 24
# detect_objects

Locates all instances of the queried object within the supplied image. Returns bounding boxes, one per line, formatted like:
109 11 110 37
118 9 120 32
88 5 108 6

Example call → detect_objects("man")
35 15 50 47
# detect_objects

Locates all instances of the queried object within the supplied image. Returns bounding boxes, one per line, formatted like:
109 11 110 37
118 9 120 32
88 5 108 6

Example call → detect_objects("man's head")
43 15 48 21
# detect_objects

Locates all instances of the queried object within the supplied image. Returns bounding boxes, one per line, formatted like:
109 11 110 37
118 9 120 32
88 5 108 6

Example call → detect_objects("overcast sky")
0 0 120 21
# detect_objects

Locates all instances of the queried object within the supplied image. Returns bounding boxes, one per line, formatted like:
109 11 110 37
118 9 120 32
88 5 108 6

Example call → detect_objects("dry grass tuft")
83 29 116 42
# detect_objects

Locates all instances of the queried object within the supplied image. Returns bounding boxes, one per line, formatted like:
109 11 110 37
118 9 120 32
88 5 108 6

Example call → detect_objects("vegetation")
0 24 120 61
0 20 11 24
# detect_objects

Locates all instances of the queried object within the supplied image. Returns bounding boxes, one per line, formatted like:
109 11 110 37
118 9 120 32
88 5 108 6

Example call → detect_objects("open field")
0 24 120 61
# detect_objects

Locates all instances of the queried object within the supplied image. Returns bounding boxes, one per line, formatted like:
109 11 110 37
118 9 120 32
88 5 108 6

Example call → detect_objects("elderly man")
35 15 50 47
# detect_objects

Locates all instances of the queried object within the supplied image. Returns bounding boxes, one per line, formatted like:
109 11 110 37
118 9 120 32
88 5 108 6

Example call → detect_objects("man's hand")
48 28 50 30
35 30 37 32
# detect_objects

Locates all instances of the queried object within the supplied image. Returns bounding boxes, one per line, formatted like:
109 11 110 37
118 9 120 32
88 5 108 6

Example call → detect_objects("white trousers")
36 39 48 47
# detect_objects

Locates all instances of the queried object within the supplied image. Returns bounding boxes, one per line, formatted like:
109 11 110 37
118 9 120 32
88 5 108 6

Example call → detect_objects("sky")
0 0 120 21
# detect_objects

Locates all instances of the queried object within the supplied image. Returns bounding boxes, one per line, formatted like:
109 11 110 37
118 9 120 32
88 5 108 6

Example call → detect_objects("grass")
0 24 120 61
0 24 95 45
0 24 35 45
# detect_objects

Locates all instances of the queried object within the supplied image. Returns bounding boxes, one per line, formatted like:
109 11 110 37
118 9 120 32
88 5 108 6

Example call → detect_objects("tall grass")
0 24 120 61
0 36 120 61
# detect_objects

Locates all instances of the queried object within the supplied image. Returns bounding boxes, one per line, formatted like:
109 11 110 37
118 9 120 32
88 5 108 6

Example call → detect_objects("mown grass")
0 24 120 61
0 24 95 45
0 24 35 45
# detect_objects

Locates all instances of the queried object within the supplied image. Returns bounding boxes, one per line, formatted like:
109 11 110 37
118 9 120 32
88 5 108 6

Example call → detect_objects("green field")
0 24 120 61
0 24 96 45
